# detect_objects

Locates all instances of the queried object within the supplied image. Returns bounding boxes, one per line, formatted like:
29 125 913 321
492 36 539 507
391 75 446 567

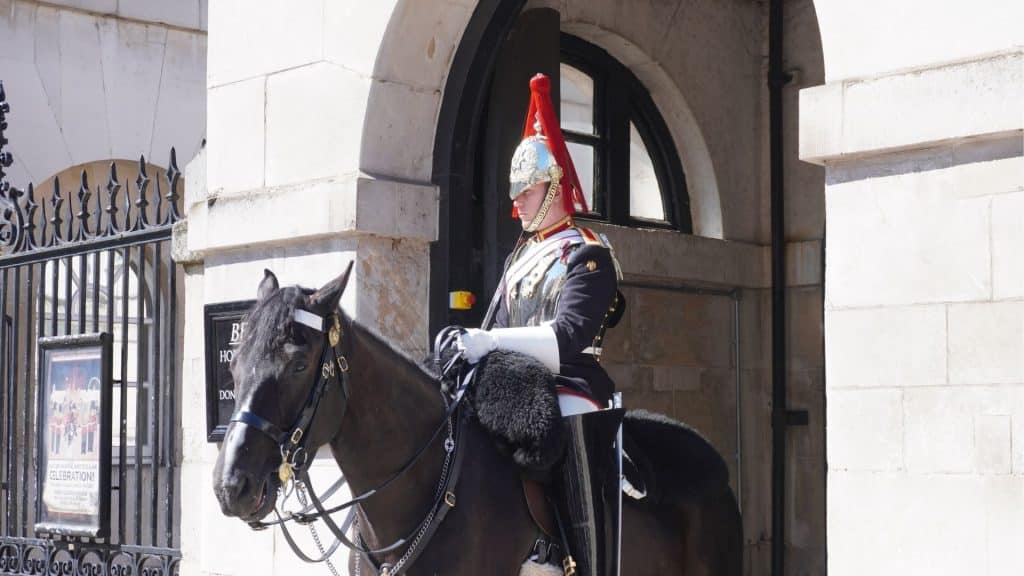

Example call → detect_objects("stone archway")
366 3 831 575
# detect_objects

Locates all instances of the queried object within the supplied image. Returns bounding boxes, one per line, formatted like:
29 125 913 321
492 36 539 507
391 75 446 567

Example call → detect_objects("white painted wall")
802 20 1024 575
182 1 473 572
0 0 206 185
811 0 1024 82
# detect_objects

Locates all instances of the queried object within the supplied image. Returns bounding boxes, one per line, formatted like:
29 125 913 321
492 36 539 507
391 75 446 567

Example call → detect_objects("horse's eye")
293 362 308 374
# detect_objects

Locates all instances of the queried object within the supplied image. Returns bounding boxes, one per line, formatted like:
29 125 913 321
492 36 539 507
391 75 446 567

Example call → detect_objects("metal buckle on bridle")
328 314 342 348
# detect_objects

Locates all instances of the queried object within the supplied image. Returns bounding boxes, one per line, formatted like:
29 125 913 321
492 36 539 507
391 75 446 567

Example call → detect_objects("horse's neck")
330 318 446 542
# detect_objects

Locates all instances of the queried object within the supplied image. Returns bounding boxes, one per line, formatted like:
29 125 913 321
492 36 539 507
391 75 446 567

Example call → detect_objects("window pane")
560 64 594 134
629 122 665 221
566 142 596 214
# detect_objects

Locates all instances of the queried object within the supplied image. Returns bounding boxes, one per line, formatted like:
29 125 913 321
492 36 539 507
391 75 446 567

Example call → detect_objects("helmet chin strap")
524 179 561 233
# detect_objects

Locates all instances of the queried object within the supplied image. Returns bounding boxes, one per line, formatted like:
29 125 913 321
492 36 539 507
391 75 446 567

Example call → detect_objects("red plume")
521 74 588 214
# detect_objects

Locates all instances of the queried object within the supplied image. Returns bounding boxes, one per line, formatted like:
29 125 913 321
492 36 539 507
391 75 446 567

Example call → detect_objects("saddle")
463 350 729 533
431 345 730 575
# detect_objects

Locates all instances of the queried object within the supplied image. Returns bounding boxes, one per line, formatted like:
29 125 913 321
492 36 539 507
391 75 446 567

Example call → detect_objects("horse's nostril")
222 473 249 502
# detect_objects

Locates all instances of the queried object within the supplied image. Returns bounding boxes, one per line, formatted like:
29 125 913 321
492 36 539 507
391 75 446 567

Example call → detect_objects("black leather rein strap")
329 410 468 576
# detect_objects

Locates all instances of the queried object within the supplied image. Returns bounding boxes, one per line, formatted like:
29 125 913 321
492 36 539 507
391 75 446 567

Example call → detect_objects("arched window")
560 34 692 232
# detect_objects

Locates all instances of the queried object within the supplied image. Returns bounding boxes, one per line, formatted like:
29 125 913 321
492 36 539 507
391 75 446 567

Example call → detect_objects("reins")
229 311 474 576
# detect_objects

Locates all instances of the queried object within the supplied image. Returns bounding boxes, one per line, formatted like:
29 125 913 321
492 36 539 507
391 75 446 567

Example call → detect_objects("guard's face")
513 181 548 229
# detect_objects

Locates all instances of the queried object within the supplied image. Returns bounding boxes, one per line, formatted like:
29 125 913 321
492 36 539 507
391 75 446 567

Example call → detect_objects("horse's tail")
622 409 743 574
676 482 742 576
712 484 743 576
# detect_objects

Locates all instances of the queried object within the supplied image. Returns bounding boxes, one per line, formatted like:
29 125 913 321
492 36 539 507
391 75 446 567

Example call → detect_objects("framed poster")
35 332 112 537
204 300 254 442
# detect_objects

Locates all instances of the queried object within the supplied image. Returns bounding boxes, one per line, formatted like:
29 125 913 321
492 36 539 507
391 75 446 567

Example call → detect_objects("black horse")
213 265 741 575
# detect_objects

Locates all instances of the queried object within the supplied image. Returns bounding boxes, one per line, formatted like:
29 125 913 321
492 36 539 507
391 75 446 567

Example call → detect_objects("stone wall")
0 0 206 185
180 0 474 572
801 3 1024 568
546 1 829 573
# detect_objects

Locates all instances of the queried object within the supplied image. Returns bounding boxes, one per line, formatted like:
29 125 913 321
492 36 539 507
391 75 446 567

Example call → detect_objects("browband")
293 309 324 332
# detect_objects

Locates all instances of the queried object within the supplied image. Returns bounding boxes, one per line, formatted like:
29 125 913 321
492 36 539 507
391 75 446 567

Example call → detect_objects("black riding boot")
555 408 624 576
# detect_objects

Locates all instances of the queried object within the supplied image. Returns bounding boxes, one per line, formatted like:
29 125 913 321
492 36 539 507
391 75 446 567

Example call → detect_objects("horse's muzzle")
213 470 277 522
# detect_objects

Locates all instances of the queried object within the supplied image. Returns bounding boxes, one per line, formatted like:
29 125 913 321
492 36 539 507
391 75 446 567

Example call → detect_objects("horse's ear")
257 269 279 302
307 261 354 315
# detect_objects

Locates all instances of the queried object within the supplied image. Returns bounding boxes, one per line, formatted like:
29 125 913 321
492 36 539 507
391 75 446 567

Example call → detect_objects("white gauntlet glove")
457 328 498 363
457 326 561 373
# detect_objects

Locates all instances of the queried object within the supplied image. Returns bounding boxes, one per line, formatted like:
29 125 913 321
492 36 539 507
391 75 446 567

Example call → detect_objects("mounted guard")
457 73 626 576
211 73 741 576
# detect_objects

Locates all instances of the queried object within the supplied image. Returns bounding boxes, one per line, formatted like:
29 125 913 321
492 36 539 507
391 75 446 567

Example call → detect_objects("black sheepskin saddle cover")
465 350 565 474
435 350 733 505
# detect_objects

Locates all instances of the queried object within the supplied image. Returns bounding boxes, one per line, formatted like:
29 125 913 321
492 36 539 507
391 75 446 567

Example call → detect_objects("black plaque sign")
204 300 254 442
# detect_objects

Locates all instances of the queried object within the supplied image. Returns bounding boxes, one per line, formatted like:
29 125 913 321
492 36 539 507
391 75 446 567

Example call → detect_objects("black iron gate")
0 84 181 575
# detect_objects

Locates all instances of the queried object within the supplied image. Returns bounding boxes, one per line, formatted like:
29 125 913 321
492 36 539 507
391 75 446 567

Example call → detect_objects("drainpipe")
768 0 788 575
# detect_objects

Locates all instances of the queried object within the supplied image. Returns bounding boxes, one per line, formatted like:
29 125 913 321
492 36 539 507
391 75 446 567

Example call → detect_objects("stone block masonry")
803 46 1024 576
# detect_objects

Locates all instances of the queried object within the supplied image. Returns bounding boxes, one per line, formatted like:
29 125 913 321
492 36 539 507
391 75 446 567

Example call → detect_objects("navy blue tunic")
489 233 619 405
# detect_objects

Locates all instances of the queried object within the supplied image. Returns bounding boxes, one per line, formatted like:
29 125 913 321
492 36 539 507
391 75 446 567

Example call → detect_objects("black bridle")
228 311 473 575
230 313 348 483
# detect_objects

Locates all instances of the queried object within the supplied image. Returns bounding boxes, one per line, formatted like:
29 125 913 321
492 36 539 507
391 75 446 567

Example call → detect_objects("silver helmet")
509 132 563 200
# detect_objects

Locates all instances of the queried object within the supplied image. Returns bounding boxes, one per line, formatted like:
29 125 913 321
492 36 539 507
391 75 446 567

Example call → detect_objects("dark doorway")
431 3 557 333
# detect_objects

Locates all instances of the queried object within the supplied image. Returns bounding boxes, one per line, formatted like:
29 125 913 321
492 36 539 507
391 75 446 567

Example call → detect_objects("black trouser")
554 408 623 576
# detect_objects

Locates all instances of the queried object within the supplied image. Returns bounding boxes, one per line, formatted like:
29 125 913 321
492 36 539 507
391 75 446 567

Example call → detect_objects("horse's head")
212 263 353 522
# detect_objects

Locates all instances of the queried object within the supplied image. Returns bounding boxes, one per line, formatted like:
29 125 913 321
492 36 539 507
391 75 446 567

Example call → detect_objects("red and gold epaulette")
577 227 607 247
575 226 623 280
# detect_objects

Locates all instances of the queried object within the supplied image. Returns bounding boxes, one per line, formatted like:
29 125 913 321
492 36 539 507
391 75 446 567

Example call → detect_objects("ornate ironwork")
161 149 182 225
103 163 122 237
0 538 181 576
0 83 183 262
46 179 64 247
130 159 150 232
73 170 92 242
0 83 182 574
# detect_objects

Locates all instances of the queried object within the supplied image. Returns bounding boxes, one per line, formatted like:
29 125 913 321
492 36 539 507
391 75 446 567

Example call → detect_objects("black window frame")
560 33 692 233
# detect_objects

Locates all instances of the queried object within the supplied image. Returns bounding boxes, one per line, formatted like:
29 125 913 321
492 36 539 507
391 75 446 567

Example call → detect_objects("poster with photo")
36 333 112 537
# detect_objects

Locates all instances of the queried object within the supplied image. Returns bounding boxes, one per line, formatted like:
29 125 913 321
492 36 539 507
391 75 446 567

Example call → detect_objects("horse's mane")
343 310 439 386
242 285 437 386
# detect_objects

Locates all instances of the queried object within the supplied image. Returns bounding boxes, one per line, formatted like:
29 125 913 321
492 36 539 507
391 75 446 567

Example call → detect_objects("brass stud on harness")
278 462 294 484
328 314 342 348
